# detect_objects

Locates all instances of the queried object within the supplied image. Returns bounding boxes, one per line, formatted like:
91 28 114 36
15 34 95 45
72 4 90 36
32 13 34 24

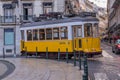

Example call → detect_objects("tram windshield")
84 23 99 37
84 23 93 37
93 23 99 37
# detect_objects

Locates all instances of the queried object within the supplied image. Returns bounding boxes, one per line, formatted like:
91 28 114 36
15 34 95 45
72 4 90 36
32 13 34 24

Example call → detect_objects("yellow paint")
20 37 102 53
74 37 102 53
21 40 73 52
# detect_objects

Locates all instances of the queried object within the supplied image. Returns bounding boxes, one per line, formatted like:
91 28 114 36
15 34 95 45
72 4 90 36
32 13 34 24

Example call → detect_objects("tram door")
72 25 83 51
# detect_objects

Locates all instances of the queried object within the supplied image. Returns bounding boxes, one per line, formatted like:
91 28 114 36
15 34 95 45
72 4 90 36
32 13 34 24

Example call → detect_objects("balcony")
20 15 35 23
0 16 16 24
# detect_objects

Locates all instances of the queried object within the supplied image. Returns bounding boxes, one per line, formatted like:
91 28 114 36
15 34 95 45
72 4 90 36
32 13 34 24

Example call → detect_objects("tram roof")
21 17 99 28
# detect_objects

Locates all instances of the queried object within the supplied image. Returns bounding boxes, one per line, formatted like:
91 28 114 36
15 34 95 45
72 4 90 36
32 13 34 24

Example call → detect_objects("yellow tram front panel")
74 37 102 53
21 40 73 52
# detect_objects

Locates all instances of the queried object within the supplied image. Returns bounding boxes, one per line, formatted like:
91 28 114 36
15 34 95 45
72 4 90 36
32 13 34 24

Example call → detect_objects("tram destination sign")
79 12 96 17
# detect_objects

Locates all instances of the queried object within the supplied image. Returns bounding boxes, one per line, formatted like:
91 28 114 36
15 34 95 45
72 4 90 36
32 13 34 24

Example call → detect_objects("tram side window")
27 30 32 41
53 28 59 39
60 27 68 39
73 27 77 37
77 26 82 37
21 30 24 40
46 28 52 40
84 24 93 37
39 29 45 40
33 29 38 40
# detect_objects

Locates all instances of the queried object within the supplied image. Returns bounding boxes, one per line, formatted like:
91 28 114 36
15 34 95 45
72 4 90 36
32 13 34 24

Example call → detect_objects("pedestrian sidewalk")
1 58 82 80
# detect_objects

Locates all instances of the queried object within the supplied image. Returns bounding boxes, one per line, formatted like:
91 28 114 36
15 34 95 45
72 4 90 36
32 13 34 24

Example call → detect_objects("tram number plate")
60 42 66 45
59 42 70 45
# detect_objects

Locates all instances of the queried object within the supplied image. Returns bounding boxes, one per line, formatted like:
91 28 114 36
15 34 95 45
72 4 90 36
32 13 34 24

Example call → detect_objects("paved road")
1 42 120 80
0 60 15 79
88 43 120 80
1 58 82 80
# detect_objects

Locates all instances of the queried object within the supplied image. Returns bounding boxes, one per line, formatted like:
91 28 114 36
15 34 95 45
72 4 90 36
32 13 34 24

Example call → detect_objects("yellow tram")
20 17 102 57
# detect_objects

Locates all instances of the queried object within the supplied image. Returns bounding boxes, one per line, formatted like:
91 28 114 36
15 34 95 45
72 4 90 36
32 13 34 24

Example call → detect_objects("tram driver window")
33 29 38 40
53 28 59 39
93 23 99 37
46 28 52 40
39 29 45 40
60 27 68 39
84 24 93 37
27 30 32 41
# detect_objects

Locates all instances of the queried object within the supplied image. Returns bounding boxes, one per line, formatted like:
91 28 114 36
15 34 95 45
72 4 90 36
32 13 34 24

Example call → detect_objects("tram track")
0 60 15 80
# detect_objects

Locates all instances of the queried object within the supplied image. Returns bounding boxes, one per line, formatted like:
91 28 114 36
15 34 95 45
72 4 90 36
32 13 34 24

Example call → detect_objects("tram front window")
84 24 93 37
27 30 32 41
93 23 99 37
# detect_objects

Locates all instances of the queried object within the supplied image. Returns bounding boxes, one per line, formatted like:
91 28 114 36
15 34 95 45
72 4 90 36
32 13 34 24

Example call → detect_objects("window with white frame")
43 2 53 14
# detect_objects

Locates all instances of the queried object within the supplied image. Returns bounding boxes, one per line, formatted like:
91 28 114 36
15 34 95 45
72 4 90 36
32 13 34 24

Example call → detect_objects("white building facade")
78 0 108 35
0 0 65 56
107 0 120 42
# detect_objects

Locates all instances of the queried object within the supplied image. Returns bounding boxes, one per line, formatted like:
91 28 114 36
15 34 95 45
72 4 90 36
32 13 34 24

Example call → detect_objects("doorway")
4 28 15 57
23 8 28 20
72 25 83 50
23 3 33 21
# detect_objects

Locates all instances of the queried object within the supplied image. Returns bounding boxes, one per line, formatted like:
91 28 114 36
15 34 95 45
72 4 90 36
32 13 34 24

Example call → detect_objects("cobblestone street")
88 43 120 80
0 58 82 80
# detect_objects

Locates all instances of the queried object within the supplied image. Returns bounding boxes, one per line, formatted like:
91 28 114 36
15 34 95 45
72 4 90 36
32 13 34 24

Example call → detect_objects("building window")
23 3 33 20
53 28 59 39
4 9 14 23
3 4 15 23
46 28 52 40
39 29 45 40
33 29 38 40
60 27 68 39
4 28 14 45
27 30 32 41
43 2 53 14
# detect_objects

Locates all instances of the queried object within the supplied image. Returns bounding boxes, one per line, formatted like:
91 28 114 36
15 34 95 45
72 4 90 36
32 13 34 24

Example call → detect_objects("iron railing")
20 15 35 22
0 16 16 23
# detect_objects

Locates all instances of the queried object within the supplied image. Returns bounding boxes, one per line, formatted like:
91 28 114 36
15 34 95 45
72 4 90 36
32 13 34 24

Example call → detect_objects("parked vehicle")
112 39 120 54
